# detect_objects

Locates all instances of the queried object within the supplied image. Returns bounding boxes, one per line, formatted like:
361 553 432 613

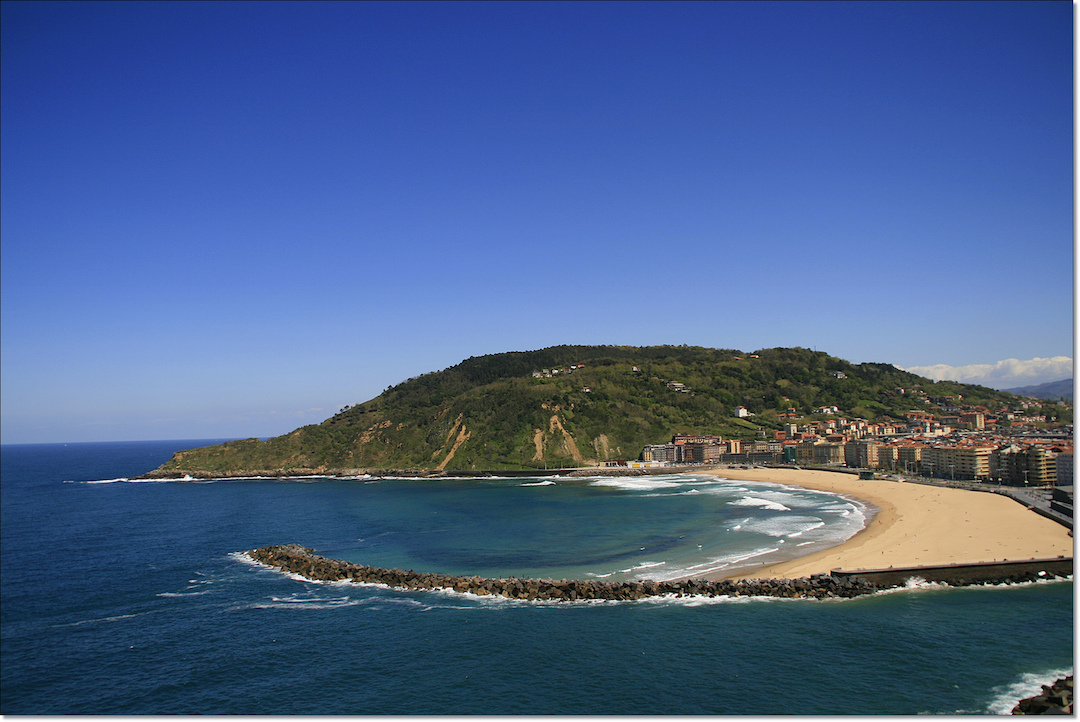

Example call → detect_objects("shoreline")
698 467 1073 581
134 465 675 480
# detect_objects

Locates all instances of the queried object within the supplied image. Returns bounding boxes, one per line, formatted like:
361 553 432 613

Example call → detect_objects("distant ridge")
144 345 1034 475
1004 378 1073 402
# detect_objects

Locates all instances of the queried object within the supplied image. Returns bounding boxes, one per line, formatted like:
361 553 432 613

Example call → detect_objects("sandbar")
695 467 1073 580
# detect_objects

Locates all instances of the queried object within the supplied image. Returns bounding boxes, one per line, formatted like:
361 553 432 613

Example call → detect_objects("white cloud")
901 356 1074 390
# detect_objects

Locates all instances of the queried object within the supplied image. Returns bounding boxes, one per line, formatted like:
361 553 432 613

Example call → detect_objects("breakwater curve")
245 545 877 599
244 545 1071 601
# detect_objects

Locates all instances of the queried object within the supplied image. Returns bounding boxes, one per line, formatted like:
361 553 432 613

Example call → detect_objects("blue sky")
1 1 1073 444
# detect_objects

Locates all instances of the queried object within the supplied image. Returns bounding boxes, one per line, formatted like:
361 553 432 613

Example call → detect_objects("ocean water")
0 440 1072 715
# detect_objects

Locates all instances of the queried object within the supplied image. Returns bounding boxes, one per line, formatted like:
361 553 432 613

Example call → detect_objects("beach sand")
696 467 1073 580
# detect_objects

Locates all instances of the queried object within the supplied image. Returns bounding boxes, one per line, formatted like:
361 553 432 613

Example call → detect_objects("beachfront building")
845 441 881 469
877 445 899 471
681 443 722 463
642 444 678 463
815 443 845 465
641 434 750 465
641 439 723 464
1025 448 1057 485
1056 451 1073 485
920 445 993 481
895 444 925 475
991 445 1058 486
796 441 844 466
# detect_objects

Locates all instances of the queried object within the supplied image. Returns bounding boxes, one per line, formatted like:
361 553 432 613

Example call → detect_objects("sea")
0 439 1073 715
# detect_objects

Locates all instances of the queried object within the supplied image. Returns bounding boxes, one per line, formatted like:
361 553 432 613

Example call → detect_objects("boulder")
1013 676 1073 715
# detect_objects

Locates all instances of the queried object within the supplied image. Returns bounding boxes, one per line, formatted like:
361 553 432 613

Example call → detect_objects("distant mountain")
1004 378 1073 402
144 345 1034 476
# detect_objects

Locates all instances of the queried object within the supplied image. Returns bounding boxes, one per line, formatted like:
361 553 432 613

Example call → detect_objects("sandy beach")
698 467 1073 580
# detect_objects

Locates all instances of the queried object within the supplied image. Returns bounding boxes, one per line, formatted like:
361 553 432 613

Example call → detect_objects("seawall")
244 545 1072 602
829 558 1073 588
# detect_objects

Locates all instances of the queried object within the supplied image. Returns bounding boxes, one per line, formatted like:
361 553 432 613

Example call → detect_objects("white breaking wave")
638 545 784 582
590 477 683 492
984 667 1074 715
49 611 157 628
632 560 666 569
737 515 831 539
251 594 366 610
520 480 556 486
82 476 196 484
730 497 791 512
785 521 826 538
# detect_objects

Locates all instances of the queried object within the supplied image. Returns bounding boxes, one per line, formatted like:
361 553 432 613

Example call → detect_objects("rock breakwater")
246 544 879 601
246 545 1073 602
1012 676 1073 715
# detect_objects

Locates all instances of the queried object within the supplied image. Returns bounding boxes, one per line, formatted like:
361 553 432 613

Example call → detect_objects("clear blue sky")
2 1 1073 444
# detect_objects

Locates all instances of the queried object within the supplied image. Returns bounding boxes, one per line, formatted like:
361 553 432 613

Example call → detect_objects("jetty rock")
244 545 1071 603
1012 676 1073 715
244 544 880 601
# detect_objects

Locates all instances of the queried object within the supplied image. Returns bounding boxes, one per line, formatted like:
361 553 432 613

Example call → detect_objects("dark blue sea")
1 440 1072 714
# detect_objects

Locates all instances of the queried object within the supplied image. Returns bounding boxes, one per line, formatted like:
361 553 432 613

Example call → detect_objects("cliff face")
148 344 1021 475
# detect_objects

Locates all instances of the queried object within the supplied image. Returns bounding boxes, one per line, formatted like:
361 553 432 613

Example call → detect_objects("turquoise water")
301 471 871 582
0 440 1072 714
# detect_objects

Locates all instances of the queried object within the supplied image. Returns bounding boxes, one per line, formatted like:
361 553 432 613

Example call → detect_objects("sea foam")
984 667 1074 715
730 496 791 511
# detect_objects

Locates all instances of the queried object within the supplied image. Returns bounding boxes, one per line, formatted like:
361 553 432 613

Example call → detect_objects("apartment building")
845 441 876 469
877 445 899 471
921 445 993 480
896 444 925 473
642 436 726 464
642 444 678 463
960 412 985 430
814 443 845 465
796 441 844 466
682 443 722 463
991 445 1058 486
1056 452 1073 485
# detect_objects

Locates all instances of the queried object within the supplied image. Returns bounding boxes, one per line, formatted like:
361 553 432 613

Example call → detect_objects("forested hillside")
150 345 1027 474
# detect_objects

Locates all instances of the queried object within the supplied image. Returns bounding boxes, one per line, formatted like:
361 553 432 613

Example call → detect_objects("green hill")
147 345 1029 475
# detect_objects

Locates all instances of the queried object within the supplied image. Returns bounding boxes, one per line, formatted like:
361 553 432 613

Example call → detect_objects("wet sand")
696 468 1073 580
